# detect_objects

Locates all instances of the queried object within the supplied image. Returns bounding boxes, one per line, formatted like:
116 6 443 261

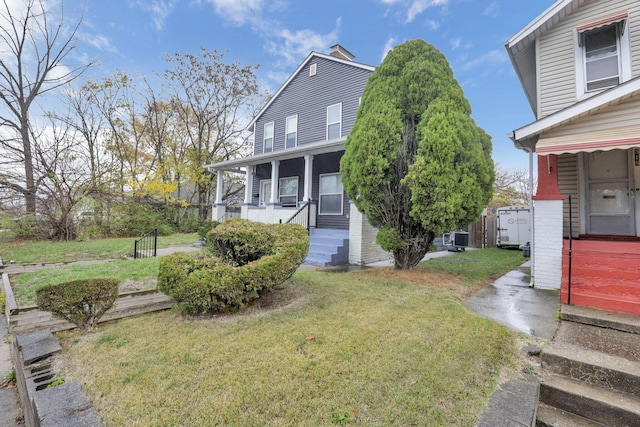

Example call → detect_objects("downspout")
527 148 535 288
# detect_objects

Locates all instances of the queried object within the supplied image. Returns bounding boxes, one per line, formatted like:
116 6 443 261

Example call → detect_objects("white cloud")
207 0 264 26
266 18 341 67
450 37 461 50
134 0 178 30
483 1 500 18
381 37 396 62
81 33 117 53
425 19 439 30
405 0 449 24
461 49 507 72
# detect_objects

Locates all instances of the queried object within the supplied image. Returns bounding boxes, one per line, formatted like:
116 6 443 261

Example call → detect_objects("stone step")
541 342 640 396
561 305 640 335
540 374 640 426
536 403 607 427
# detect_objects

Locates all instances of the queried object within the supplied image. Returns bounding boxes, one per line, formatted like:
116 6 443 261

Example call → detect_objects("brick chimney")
329 44 355 61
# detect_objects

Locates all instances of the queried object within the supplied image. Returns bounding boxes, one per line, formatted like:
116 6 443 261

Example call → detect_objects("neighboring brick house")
207 45 390 266
507 0 640 314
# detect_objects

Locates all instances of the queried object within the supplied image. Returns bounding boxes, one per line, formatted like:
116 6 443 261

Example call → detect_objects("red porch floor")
561 239 640 316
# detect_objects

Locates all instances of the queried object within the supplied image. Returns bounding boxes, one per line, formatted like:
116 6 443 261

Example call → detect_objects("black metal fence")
134 228 158 259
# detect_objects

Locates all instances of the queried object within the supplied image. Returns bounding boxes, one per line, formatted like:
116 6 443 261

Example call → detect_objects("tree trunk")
392 231 435 269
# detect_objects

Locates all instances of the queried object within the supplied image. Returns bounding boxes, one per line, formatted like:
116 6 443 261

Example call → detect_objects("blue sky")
64 0 552 171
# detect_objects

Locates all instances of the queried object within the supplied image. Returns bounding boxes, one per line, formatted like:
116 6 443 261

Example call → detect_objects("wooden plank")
2 273 19 316
8 291 174 334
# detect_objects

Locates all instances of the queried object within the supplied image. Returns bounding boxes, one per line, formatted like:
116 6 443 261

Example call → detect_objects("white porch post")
270 160 279 204
244 165 254 204
215 170 224 205
303 154 313 202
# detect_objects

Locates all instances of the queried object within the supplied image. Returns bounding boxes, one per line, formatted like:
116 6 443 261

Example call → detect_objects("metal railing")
216 209 241 223
134 228 158 259
282 202 311 231
567 195 573 305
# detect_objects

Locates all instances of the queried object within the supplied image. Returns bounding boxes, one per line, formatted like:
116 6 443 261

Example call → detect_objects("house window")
327 103 342 140
583 25 620 91
319 173 343 215
263 122 274 153
285 115 297 149
310 63 317 76
279 177 298 207
259 179 271 206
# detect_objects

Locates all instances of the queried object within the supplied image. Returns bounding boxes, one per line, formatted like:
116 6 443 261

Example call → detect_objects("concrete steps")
538 305 640 426
304 228 349 266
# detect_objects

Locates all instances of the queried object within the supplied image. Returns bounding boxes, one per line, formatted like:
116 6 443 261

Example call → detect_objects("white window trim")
319 173 343 216
574 23 631 101
326 103 342 140
263 121 274 153
279 176 298 207
285 115 298 149
259 179 271 207
310 63 317 76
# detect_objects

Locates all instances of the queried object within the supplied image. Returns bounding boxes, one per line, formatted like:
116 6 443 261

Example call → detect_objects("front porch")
561 239 640 315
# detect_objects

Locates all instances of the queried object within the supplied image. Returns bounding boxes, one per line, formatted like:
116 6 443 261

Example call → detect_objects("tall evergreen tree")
341 39 494 269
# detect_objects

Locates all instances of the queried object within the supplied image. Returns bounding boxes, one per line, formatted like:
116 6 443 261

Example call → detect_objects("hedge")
35 277 119 331
158 220 309 314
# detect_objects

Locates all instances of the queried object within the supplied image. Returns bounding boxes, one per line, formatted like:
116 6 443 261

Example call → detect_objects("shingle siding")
253 56 372 155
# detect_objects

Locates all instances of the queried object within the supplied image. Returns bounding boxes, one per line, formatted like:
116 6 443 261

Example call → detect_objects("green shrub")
158 220 309 314
108 201 174 237
197 220 219 241
207 218 275 266
36 277 119 331
0 292 5 314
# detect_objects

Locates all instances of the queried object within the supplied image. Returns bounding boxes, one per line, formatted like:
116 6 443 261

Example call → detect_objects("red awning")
577 12 627 33
536 125 640 156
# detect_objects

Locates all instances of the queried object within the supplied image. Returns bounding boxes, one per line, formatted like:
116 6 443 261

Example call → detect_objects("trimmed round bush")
158 220 309 314
36 277 119 331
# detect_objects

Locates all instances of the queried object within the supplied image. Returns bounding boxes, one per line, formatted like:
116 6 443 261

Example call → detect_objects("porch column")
532 154 566 290
303 154 313 202
214 170 224 205
244 165 254 204
270 160 280 204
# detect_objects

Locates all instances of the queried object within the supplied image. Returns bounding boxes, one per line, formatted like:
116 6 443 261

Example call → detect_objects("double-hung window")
263 122 274 153
279 177 298 207
583 25 620 91
576 13 629 96
285 115 297 149
319 173 343 215
327 103 342 140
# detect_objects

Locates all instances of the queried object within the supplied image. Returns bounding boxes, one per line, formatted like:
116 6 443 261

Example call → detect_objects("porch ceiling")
205 138 345 171
537 124 640 155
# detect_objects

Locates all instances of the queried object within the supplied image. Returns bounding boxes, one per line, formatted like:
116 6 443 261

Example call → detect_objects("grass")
56 249 526 426
11 257 161 306
0 233 198 264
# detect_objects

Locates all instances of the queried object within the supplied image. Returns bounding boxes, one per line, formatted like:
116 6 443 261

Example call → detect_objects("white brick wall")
348 203 392 265
533 199 564 290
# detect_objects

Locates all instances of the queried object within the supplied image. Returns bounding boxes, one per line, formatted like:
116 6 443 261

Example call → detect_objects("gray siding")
312 152 349 230
538 0 640 118
558 154 579 238
253 56 372 155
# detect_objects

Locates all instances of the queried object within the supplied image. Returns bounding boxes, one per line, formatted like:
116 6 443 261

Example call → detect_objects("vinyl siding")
558 154 579 238
253 56 372 155
538 0 640 118
542 96 640 138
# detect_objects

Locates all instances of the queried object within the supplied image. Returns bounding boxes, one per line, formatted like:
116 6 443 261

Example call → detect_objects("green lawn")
55 248 525 426
0 233 198 264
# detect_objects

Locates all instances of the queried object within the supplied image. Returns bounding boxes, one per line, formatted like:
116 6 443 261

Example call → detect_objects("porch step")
536 306 640 426
305 229 349 266
536 403 607 427
539 374 640 426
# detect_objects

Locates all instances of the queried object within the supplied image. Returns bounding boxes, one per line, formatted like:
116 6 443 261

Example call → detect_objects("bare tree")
0 0 92 213
488 164 535 213
161 48 259 219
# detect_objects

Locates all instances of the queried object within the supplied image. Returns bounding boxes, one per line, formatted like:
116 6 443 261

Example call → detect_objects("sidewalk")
0 313 23 426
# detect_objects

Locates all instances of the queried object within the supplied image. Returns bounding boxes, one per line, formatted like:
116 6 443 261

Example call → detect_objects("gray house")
207 45 391 266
